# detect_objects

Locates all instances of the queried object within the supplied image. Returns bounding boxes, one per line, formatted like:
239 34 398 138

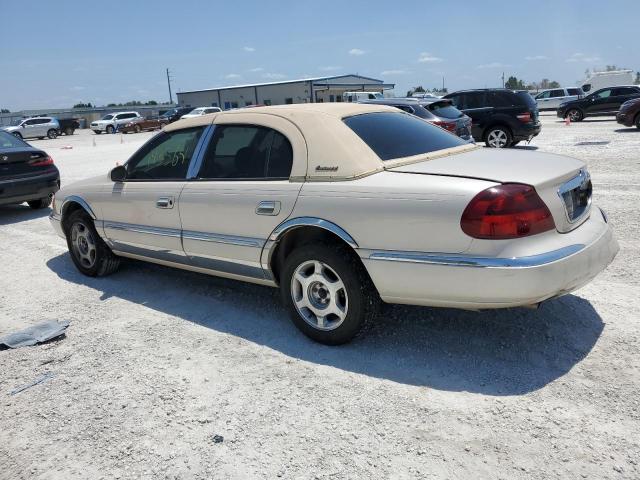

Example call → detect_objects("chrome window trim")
557 168 592 224
368 244 585 269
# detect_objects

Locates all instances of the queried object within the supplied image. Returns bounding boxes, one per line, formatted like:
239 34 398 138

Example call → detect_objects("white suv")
534 88 584 111
90 112 141 134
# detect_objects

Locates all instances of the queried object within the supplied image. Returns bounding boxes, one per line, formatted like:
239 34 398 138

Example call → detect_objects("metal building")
176 74 395 109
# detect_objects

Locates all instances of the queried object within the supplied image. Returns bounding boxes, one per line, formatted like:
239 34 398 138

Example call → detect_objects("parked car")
359 98 472 140
90 112 141 134
119 117 167 134
534 88 583 110
159 107 196 124
57 118 80 136
181 107 222 119
616 97 640 129
0 130 60 209
557 86 640 122
50 104 617 345
443 89 541 148
343 91 384 102
2 117 60 140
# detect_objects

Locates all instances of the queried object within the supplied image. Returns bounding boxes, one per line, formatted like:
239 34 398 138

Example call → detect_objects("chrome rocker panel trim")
103 221 182 238
368 244 585 269
182 230 262 248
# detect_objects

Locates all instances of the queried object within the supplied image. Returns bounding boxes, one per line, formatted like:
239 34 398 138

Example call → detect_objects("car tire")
106 125 115 134
484 126 512 148
511 140 521 147
64 209 121 277
94 131 101 135
280 242 379 345
64 127 73 135
27 195 52 209
566 109 583 122
38 137 45 140
47 129 58 139
134 125 141 133
635 113 640 130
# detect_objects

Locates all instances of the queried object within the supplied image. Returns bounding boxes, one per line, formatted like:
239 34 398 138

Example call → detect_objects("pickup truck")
57 118 80 136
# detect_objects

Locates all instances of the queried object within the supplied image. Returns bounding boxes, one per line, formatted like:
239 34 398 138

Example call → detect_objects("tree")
406 85 425 96
73 102 93 109
0 108 9 113
505 76 525 89
548 80 561 88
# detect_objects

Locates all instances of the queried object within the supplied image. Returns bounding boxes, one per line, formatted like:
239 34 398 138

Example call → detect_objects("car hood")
388 147 584 188
2 126 19 132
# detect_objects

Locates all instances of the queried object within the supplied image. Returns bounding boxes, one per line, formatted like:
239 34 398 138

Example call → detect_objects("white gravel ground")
1 114 639 479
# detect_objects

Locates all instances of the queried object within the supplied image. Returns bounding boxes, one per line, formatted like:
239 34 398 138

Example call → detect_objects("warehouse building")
176 74 394 109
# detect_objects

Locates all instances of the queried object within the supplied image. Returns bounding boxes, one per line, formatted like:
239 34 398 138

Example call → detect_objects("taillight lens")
461 184 555 239
516 112 532 123
28 156 54 167
432 120 457 132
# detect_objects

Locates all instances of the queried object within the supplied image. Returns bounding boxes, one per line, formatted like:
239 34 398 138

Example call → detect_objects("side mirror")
110 165 127 182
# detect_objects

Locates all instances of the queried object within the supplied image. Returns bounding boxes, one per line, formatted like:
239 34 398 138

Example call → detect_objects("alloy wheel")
487 129 508 148
71 222 97 268
290 260 348 331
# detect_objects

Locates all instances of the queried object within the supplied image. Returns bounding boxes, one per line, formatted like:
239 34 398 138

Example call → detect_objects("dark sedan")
616 97 640 129
358 98 473 140
0 131 60 209
557 85 640 122
120 116 167 134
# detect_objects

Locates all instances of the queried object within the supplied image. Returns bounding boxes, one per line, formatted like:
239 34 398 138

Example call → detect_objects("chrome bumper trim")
368 244 586 269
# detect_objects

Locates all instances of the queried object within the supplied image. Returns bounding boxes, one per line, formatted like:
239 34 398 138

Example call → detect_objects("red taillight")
461 184 555 239
516 112 532 123
29 156 54 167
432 120 457 132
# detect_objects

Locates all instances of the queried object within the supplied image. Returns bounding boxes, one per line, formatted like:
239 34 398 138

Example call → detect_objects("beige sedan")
50 104 618 344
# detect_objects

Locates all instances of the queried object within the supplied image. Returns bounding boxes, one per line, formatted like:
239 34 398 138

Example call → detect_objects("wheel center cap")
308 281 330 309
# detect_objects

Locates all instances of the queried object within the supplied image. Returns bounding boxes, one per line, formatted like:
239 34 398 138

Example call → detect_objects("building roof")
177 74 388 94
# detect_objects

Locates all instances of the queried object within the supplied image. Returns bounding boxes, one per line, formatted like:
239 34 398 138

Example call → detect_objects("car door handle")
256 200 281 216
156 196 175 209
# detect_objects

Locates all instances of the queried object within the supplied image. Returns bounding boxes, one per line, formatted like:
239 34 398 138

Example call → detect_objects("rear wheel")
134 124 141 133
635 113 640 130
27 195 52 209
47 129 58 139
106 125 115 134
485 126 512 148
64 127 74 135
566 109 583 122
280 243 379 345
94 130 102 135
64 209 120 277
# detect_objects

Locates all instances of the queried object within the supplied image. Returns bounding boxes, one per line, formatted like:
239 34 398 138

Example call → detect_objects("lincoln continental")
49 104 618 344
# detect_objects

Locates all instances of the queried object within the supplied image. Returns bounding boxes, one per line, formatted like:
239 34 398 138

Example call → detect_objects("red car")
119 117 167 134
616 98 640 129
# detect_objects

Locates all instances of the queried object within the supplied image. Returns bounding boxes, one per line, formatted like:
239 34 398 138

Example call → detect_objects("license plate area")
558 169 592 223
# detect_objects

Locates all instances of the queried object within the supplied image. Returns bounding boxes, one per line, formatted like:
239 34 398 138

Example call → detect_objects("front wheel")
134 125 141 133
635 113 640 130
106 125 115 134
280 243 379 345
64 127 74 135
27 196 52 209
64 209 120 277
485 126 512 148
47 129 58 139
566 109 583 122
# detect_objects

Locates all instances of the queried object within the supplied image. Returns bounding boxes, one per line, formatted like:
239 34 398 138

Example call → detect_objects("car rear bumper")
513 122 541 141
361 208 618 309
616 112 635 127
0 171 60 206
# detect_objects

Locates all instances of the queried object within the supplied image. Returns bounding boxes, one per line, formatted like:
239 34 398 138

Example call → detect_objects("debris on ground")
9 372 55 395
212 434 224 444
0 320 70 349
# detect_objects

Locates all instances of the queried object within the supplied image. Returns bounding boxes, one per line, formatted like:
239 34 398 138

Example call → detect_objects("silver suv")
90 112 141 134
2 117 60 140
534 88 584 111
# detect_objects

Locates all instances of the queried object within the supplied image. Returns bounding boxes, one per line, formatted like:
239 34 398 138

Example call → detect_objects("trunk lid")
0 148 53 180
388 148 590 233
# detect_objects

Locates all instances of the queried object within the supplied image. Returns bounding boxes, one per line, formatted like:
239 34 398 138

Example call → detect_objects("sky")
1 0 638 111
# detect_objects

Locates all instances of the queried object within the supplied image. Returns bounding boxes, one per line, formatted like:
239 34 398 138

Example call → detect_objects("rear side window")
487 92 513 107
567 88 582 96
425 101 463 119
515 91 537 108
550 89 566 98
198 125 293 179
344 112 466 161
613 87 640 96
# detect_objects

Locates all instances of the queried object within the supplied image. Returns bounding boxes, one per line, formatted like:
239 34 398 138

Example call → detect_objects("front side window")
344 112 467 161
126 127 205 180
198 125 293 180
536 90 551 99
102 114 114 120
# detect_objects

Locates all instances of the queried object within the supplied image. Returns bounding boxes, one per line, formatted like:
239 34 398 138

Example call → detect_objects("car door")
100 126 208 262
535 90 552 109
585 88 614 115
610 87 640 111
178 114 306 281
548 89 567 109
21 119 40 138
452 92 491 139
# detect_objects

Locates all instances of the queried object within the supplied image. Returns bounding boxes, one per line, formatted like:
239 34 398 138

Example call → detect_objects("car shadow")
46 253 604 396
614 128 639 133
0 204 51 226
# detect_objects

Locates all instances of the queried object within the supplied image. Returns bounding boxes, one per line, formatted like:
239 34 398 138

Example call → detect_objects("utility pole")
166 68 174 104
442 76 445 92
501 72 505 88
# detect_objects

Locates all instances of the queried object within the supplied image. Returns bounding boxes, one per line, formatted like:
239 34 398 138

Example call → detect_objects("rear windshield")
425 101 463 119
344 112 466 161
516 91 537 108
0 130 28 148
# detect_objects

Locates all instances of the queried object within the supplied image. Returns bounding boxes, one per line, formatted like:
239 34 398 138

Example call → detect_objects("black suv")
443 89 541 148
557 85 640 122
159 107 196 124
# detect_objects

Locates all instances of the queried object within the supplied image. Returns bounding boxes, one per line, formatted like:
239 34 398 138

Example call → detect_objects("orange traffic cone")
565 116 571 126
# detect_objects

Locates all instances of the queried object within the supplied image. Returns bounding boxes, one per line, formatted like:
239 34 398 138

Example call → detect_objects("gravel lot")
1 114 639 479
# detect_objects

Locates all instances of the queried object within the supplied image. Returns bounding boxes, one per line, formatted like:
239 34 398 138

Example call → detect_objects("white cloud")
525 55 548 61
225 73 242 80
348 48 365 56
476 62 509 69
262 72 287 80
417 52 443 63
319 66 342 72
243 46 256 52
566 52 601 63
249 67 264 72
381 69 410 75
